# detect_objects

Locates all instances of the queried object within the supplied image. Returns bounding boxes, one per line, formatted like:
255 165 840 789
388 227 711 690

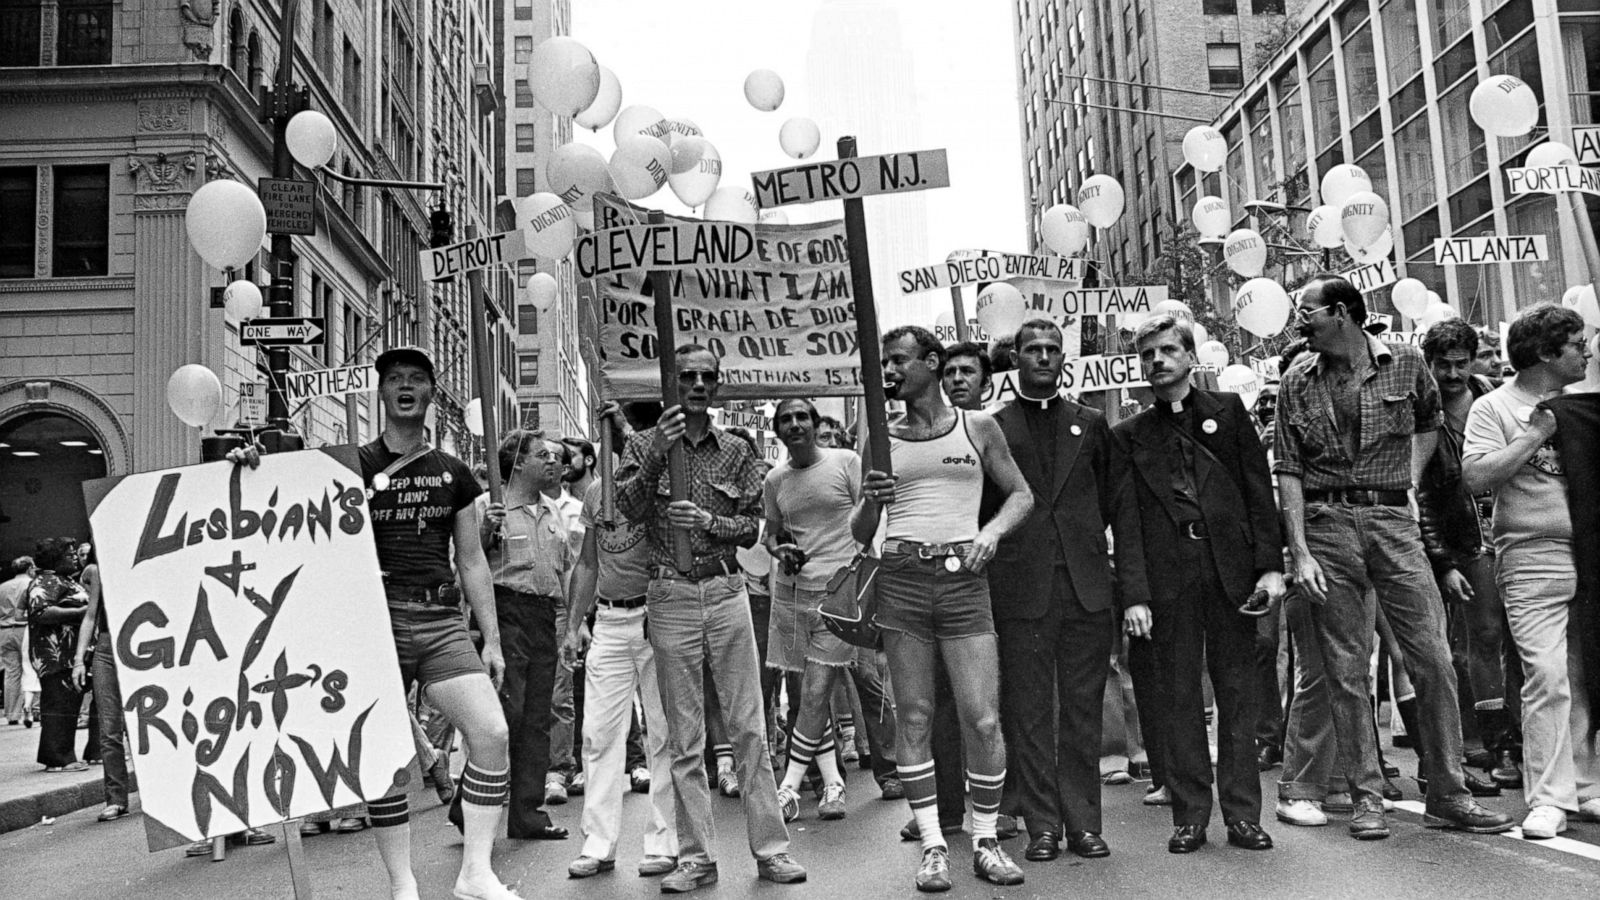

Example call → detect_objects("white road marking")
1391 799 1600 863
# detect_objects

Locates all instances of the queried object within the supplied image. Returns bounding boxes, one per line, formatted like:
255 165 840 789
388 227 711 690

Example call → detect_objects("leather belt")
1178 520 1209 540
383 581 461 605
881 539 972 558
598 595 648 609
652 557 738 582
1305 488 1409 507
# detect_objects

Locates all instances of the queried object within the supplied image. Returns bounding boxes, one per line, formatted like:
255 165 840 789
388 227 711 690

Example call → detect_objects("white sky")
569 0 1026 266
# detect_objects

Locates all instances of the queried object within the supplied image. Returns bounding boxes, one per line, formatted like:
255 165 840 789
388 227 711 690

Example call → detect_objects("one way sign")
240 317 326 346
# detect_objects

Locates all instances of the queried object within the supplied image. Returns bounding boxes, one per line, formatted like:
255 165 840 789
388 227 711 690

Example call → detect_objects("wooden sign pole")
599 404 615 524
466 225 503 505
647 210 695 571
838 136 893 477
951 285 971 342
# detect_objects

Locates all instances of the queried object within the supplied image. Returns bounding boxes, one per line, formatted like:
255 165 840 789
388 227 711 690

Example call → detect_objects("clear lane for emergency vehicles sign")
82 448 413 851
591 194 863 400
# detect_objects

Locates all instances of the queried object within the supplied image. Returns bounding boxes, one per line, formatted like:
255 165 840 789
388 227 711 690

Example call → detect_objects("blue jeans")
92 632 131 807
1302 502 1468 807
647 572 789 864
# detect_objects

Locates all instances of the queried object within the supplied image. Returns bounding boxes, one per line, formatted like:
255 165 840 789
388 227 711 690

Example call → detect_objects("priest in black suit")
1111 313 1286 854
979 318 1147 863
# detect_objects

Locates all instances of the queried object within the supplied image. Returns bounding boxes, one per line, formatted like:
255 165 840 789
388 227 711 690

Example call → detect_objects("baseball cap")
375 346 436 383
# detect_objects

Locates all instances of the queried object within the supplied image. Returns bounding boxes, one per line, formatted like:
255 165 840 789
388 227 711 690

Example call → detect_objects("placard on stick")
83 448 413 851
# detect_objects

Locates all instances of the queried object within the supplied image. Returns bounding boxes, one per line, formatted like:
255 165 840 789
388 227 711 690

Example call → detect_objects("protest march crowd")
4 273 1600 897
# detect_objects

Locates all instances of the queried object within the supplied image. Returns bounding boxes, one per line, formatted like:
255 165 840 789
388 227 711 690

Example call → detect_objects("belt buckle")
1183 522 1203 540
916 544 936 559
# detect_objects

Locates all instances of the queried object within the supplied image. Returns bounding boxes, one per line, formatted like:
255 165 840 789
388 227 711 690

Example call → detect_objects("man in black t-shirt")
232 346 518 900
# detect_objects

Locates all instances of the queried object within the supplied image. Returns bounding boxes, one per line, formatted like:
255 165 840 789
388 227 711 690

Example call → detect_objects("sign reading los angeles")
750 149 950 208
980 355 1148 404
590 195 862 400
83 449 413 851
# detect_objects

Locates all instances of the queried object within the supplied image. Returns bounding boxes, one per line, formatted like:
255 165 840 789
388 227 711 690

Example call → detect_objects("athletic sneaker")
717 769 741 798
817 784 846 820
914 846 951 893
972 838 1024 886
1521 806 1567 839
630 766 651 794
776 786 801 822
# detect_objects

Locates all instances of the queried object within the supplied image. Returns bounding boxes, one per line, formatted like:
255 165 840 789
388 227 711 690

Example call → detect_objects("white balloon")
1234 277 1291 338
285 110 337 169
975 283 1027 339
1198 340 1230 369
1181 126 1228 173
704 186 759 224
779 117 821 159
1191 195 1230 239
1340 190 1390 249
613 104 669 146
223 279 262 322
1344 226 1393 265
1562 284 1585 308
664 118 703 144
1193 322 1211 347
1223 228 1268 278
464 397 484 438
669 135 708 175
1392 278 1430 318
744 69 785 111
1306 204 1344 249
668 140 722 207
1077 174 1126 228
574 65 622 131
609 135 671 200
1573 284 1600 327
1527 140 1576 169
934 309 956 330
758 209 790 225
1469 74 1540 138
517 192 576 259
186 179 267 271
528 271 559 312
1041 204 1090 256
1320 164 1371 208
526 37 601 116
1418 301 1461 331
1218 364 1262 410
548 143 612 218
166 363 223 428
1153 299 1195 323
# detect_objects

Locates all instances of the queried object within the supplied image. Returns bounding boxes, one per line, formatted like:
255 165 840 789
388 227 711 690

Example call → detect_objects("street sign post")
239 381 267 425
258 177 316 235
240 317 326 346
284 363 377 404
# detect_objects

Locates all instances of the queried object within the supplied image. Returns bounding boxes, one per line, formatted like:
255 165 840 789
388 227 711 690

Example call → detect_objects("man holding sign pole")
615 345 806 893
857 326 1034 892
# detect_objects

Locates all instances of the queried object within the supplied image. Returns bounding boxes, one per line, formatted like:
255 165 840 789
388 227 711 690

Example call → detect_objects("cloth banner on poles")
592 194 864 400
83 448 413 851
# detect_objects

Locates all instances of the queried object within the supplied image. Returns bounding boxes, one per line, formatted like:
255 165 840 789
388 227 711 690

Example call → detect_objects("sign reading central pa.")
750 149 950 208
83 448 412 851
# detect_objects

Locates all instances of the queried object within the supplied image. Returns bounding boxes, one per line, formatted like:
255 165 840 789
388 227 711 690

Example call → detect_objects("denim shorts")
873 551 994 643
388 600 486 691
767 581 855 671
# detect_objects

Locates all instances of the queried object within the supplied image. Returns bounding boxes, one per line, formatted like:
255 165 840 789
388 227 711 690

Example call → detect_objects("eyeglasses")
678 370 720 385
1566 339 1590 353
1295 305 1334 323
524 448 556 462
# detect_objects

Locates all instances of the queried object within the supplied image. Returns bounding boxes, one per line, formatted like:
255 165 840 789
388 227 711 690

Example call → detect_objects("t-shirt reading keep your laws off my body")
360 439 482 586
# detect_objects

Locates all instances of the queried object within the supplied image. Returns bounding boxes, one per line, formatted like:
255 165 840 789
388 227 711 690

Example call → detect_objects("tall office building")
1013 0 1308 280
808 0 930 326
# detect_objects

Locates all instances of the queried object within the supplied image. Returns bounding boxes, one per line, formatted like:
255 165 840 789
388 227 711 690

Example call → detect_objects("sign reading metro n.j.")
1432 235 1549 266
750 149 951 209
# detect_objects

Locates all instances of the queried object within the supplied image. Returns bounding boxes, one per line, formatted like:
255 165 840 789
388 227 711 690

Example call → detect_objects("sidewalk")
0 719 113 834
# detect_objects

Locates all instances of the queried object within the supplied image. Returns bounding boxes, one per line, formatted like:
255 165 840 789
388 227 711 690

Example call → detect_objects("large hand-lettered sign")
1504 164 1600 197
979 355 1148 405
83 448 412 851
897 253 1087 294
592 194 863 400
574 222 760 280
750 149 950 209
1432 235 1549 265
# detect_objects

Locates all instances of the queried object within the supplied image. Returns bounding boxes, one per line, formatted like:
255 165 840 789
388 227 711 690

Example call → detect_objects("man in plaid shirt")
615 344 805 893
1274 275 1511 841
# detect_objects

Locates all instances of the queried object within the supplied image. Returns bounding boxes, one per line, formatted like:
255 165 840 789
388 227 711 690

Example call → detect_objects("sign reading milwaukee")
575 222 759 280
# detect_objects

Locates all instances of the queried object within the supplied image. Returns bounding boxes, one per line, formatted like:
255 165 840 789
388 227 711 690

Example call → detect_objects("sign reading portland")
84 449 413 851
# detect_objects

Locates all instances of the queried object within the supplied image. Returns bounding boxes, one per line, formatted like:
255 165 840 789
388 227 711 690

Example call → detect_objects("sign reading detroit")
593 194 864 400
85 449 413 851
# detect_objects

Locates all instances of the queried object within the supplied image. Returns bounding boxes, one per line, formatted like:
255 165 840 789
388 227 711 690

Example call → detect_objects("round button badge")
1202 419 1218 434
372 472 391 492
944 556 961 573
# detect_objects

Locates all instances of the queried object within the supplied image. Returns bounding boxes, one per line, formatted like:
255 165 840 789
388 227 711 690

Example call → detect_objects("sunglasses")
678 370 721 385
1295 305 1335 323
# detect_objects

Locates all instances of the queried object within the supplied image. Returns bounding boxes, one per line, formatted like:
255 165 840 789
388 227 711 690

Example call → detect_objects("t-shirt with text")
360 439 482 586
579 478 651 601
763 447 862 591
1461 380 1571 553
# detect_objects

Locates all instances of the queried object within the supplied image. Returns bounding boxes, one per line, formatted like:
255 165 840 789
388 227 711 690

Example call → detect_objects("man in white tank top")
854 326 1035 892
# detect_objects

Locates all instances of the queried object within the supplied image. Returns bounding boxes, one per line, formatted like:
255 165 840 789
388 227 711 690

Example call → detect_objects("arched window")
227 7 245 74
247 30 262 88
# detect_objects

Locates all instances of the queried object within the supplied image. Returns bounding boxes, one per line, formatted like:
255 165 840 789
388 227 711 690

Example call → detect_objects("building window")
515 168 537 197
518 351 540 386
52 165 108 276
57 0 111 65
514 0 532 20
0 0 42 66
344 305 366 363
514 36 532 65
1207 43 1243 91
515 124 536 153
0 167 35 278
514 78 534 108
517 304 538 335
1203 0 1237 14
1253 0 1285 12
342 38 362 116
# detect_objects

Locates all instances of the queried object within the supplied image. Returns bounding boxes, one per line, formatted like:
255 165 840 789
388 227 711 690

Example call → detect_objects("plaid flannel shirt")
1274 334 1441 492
615 423 763 569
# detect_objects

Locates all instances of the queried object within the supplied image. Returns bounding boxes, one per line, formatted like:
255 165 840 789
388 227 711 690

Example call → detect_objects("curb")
0 779 105 834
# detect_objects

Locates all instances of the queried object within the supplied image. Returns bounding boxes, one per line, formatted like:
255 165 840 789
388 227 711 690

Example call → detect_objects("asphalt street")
6 754 1598 900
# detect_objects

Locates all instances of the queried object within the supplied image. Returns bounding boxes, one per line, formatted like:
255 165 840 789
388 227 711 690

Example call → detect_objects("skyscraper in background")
807 0 931 327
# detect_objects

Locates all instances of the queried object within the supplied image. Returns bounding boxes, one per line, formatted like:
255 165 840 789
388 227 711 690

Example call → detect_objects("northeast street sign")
240 317 326 346
259 178 316 235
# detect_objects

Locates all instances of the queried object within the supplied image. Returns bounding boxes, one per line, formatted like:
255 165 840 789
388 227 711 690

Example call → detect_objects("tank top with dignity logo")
886 409 983 543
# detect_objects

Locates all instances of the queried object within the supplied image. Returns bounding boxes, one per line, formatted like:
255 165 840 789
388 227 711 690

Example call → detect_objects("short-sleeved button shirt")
359 439 482 585
1274 335 1441 491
